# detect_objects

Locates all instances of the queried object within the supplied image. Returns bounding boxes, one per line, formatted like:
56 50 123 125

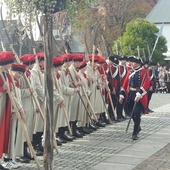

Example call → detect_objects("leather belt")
129 87 138 91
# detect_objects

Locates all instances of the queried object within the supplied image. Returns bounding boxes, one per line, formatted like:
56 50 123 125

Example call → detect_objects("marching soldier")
119 56 150 140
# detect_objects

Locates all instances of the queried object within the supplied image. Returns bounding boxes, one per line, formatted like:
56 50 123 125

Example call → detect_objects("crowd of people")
0 51 160 169
154 65 170 93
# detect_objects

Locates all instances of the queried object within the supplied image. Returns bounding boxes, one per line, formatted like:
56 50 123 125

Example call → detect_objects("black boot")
56 132 67 144
132 116 141 141
35 132 44 153
72 122 83 138
132 134 138 140
86 123 93 133
36 142 44 153
24 142 34 160
15 156 30 163
77 127 86 136
95 119 106 127
59 127 73 142
89 121 98 130
102 112 110 124
80 127 91 134
56 137 62 146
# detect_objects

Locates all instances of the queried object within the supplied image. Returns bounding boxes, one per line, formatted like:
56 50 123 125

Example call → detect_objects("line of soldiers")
0 51 156 169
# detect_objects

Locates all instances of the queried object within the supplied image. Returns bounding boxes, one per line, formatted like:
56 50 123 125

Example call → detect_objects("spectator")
158 66 165 88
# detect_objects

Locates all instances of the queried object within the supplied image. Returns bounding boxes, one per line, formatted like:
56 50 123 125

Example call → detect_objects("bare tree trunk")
43 12 54 170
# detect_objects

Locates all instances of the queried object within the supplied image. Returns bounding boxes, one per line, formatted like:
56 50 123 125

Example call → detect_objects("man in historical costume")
19 54 42 159
68 54 85 138
0 52 18 170
107 55 120 122
76 60 92 134
119 56 150 140
4 63 30 167
96 56 110 124
86 54 105 127
52 56 66 145
31 52 45 153
123 56 134 117
117 55 128 120
58 53 79 141
143 61 156 113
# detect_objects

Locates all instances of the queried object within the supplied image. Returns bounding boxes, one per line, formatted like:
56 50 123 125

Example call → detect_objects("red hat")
73 54 84 62
98 56 105 64
62 53 73 62
36 52 44 61
89 54 100 62
79 60 87 69
20 54 36 65
12 63 26 73
0 51 15 66
53 57 64 67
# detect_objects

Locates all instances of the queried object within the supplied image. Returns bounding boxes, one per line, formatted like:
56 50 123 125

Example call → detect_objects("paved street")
17 93 170 170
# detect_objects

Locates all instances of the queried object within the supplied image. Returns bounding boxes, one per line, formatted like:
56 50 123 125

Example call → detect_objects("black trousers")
127 92 143 136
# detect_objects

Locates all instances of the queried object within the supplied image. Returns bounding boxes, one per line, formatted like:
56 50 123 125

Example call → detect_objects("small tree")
113 18 167 64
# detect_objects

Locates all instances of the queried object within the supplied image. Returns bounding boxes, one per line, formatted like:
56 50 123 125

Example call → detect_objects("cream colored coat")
59 68 74 123
86 63 105 114
14 84 25 156
20 73 36 140
9 82 24 159
68 65 80 122
31 65 44 133
77 72 90 127
52 72 64 133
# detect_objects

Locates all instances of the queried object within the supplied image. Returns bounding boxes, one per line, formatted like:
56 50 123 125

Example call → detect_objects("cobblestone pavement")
133 143 170 170
16 93 170 170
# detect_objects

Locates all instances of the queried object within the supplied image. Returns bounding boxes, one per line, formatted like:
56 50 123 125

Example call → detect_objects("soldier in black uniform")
119 56 150 140
107 55 121 122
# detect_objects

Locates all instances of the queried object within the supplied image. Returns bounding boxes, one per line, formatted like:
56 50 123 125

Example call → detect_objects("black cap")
109 55 119 64
129 55 143 64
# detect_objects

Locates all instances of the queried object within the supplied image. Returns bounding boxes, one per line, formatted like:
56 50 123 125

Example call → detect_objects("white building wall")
156 23 170 51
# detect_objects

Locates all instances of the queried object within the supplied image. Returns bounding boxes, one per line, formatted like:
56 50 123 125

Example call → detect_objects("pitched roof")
146 0 170 23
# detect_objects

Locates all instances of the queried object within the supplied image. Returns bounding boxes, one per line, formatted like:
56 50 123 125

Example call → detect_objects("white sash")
129 67 142 79
110 66 118 78
121 65 127 78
